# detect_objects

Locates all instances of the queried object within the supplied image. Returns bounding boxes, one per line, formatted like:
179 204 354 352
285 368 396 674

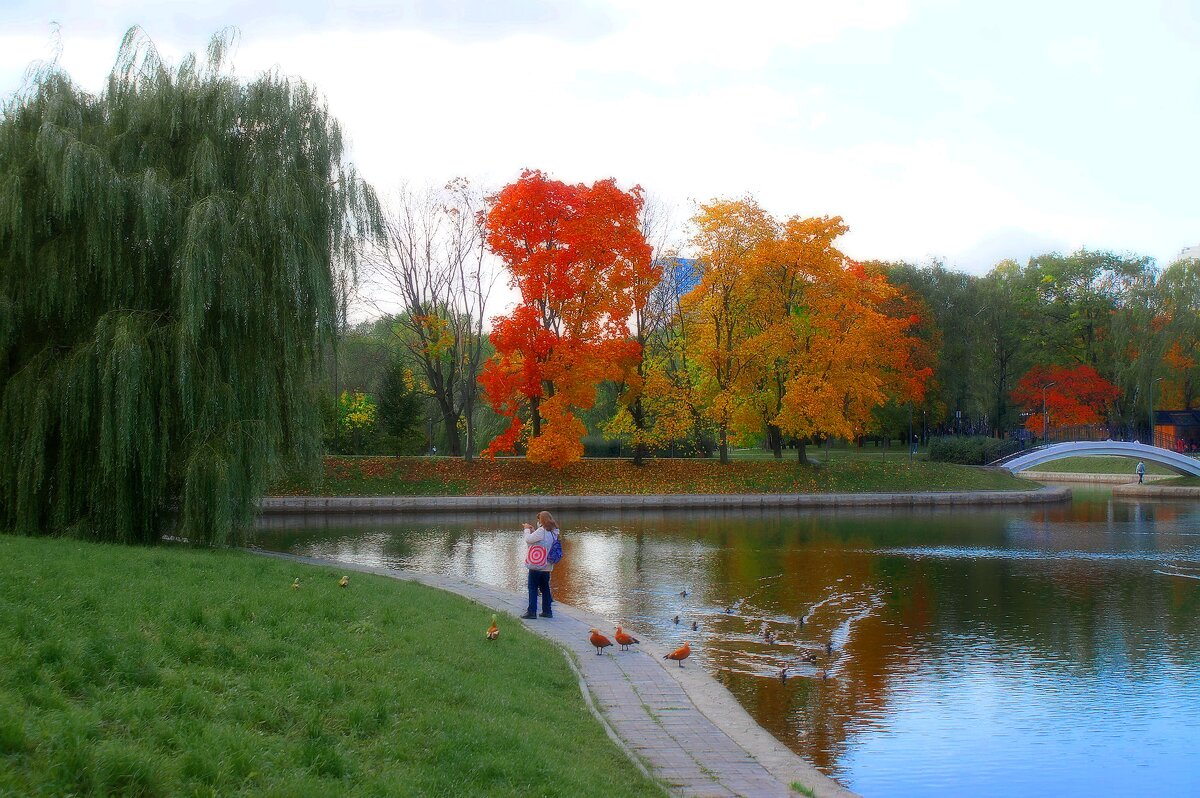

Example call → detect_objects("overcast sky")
3 0 1199 274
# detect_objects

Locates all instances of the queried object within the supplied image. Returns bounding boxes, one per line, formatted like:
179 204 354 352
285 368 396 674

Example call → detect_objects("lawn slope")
272 456 1035 498
0 535 662 797
1026 456 1175 475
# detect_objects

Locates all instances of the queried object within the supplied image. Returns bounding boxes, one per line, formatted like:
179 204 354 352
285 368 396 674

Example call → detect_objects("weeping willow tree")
0 29 377 544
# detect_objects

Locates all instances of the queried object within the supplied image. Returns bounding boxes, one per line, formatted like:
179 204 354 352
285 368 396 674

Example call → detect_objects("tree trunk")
463 401 475 462
331 338 341 451
531 395 541 437
433 394 463 457
797 437 810 465
719 426 729 464
767 424 783 459
443 410 462 457
631 396 647 466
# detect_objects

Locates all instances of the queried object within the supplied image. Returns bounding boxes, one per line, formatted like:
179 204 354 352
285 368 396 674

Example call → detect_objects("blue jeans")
527 569 552 615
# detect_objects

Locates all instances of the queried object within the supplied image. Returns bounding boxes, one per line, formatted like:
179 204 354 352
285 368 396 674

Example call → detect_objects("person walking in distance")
1136 461 1146 484
521 511 561 619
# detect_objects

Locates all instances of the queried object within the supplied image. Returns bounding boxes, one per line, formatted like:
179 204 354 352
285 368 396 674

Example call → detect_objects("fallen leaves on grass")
267 457 1033 497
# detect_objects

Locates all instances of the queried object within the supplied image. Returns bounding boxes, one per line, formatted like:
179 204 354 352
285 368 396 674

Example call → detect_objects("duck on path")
664 642 691 667
614 626 640 652
589 629 613 655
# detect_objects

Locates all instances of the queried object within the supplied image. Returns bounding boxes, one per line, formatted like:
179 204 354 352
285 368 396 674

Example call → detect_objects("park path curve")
252 550 857 798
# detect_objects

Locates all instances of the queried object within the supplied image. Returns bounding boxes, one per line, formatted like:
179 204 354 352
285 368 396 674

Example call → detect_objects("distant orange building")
1154 410 1200 452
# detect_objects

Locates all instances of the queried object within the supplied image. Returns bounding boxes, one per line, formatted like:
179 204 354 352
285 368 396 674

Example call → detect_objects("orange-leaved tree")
769 246 930 459
684 202 932 463
480 170 652 466
1011 364 1120 435
738 215 870 460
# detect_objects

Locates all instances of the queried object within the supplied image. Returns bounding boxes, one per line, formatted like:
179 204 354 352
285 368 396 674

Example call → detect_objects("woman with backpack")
521 510 561 619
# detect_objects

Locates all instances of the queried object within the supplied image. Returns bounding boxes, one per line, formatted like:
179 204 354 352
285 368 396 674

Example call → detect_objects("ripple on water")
865 545 1200 565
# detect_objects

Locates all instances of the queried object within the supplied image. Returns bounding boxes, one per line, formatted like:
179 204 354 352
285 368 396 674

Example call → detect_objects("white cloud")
1 0 1194 282
596 0 912 76
1046 36 1104 74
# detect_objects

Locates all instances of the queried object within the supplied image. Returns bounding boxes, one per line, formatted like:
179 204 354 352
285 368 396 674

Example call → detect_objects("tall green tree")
976 262 1029 432
880 260 982 428
0 29 376 544
1023 250 1151 370
377 357 426 455
1158 259 1200 409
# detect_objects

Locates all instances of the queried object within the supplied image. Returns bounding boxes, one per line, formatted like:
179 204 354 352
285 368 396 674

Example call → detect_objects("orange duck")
664 642 691 667
614 626 640 652
589 629 613 655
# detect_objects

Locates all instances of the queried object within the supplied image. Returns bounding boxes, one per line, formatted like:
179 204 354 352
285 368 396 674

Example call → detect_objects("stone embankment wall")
1112 483 1200 498
260 486 1071 515
1021 472 1169 484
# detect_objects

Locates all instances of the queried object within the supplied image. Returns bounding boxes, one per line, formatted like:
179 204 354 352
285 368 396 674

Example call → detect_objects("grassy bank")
1028 456 1175 475
0 535 662 797
1158 476 1200 487
270 456 1035 497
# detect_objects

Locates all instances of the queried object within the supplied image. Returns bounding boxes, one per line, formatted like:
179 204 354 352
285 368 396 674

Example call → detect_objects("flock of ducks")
678 591 836 682
483 617 693 666
291 575 350 590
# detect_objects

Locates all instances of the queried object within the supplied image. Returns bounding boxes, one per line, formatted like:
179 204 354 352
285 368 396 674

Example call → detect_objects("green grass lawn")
1025 456 1176 475
1157 476 1200 487
0 535 663 797
271 456 1036 497
728 444 924 462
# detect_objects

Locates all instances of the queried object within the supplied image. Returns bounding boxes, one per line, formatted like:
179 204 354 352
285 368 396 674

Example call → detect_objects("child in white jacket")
520 510 559 619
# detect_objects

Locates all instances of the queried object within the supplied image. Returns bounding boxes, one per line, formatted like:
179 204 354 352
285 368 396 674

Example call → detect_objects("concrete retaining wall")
1021 472 1170 484
260 486 1071 515
1112 483 1200 499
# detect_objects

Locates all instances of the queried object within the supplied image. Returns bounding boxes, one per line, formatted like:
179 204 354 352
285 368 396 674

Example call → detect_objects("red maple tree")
480 170 652 466
1011 364 1120 435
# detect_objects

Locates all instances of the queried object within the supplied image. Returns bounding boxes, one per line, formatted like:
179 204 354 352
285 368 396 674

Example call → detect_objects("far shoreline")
260 485 1071 515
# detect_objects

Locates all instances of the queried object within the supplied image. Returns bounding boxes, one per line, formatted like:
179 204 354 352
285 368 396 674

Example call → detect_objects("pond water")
255 488 1200 798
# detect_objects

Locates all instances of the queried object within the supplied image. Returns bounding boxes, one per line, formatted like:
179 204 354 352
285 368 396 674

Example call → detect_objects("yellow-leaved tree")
682 198 778 463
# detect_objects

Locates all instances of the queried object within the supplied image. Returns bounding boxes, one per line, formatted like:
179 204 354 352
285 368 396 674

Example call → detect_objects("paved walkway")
253 550 857 798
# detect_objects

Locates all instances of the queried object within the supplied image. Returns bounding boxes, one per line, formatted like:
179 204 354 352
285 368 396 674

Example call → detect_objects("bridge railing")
1034 424 1187 450
985 424 1200 467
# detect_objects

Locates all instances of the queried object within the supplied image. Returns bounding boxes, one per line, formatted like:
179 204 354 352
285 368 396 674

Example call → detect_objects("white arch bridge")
994 440 1200 477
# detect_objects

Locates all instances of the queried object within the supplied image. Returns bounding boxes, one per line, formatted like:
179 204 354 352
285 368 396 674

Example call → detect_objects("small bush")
928 436 1016 465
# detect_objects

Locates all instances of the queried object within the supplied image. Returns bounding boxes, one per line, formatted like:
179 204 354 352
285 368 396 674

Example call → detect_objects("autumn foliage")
1011 364 1121 435
480 170 652 466
478 175 935 465
680 199 932 461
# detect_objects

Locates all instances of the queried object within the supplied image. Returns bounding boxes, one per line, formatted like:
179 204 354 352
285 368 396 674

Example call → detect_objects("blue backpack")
546 531 564 565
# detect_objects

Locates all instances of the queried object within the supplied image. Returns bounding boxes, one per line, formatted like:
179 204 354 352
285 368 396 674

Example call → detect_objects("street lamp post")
1041 382 1057 443
1149 376 1164 447
909 403 914 465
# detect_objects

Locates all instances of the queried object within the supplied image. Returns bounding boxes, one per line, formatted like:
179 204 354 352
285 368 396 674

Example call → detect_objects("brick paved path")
255 551 857 798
